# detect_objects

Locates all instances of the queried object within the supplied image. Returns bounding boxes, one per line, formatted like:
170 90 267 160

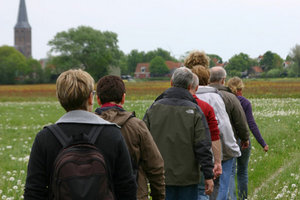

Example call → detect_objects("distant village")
1 0 298 85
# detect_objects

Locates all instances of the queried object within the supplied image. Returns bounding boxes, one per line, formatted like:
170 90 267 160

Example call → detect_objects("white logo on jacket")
186 109 194 114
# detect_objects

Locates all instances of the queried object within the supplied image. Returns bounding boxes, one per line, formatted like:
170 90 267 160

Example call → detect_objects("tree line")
0 25 300 84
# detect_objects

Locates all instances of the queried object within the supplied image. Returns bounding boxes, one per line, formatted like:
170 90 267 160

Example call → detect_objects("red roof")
252 66 263 73
165 61 182 70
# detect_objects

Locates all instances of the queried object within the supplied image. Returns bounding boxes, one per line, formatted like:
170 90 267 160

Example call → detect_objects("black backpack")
46 124 115 200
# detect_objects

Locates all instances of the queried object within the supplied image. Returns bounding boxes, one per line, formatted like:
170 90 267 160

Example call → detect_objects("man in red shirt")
189 73 222 199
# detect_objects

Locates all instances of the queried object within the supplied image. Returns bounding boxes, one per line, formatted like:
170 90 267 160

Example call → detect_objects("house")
283 61 292 68
249 66 264 77
211 57 225 67
134 61 183 78
134 63 150 78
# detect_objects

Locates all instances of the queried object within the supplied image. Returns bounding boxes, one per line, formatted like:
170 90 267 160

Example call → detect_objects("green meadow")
0 79 300 199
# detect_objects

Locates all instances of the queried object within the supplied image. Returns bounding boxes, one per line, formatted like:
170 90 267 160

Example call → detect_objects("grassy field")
0 78 300 199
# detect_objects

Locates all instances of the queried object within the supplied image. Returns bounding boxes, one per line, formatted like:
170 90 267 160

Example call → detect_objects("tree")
289 44 300 77
0 46 27 84
25 58 43 83
225 53 253 77
126 50 145 74
48 26 122 79
149 56 169 77
0 46 43 84
145 48 177 62
207 54 223 67
260 51 283 72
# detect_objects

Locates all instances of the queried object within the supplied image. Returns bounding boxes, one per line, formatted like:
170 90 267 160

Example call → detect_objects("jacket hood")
56 110 114 125
155 87 197 104
95 106 135 126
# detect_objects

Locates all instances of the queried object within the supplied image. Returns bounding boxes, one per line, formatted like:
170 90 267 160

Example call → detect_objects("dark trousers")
166 184 198 200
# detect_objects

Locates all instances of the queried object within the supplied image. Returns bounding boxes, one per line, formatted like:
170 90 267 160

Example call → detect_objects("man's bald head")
209 66 227 85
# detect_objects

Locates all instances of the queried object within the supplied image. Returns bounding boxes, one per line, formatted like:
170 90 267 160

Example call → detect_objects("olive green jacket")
143 87 214 186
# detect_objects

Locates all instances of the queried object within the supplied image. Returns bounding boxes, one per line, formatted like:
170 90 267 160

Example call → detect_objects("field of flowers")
0 78 300 199
1 78 300 102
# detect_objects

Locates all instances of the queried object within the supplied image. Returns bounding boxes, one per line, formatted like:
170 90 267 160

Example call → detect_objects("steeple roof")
15 0 31 28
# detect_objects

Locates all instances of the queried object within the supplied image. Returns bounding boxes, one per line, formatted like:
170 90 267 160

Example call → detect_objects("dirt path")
250 157 297 199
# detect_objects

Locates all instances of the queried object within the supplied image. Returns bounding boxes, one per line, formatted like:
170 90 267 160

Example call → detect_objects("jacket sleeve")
138 121 165 200
113 134 138 200
230 96 250 141
206 104 220 141
194 108 214 180
243 99 266 147
24 132 49 200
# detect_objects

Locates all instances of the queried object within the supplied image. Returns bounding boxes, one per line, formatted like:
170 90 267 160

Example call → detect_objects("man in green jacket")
144 67 214 200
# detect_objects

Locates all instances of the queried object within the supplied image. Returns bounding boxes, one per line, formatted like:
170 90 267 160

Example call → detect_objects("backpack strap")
89 125 104 144
47 124 105 147
47 124 71 148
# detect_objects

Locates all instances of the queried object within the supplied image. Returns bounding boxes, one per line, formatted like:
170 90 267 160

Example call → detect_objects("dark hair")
96 75 126 104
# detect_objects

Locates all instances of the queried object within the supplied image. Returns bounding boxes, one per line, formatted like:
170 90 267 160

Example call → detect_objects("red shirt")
193 94 220 141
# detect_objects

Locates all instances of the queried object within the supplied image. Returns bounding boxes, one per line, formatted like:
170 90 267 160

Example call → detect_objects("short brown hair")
97 75 126 104
184 50 210 69
191 65 210 86
227 77 244 95
56 69 94 111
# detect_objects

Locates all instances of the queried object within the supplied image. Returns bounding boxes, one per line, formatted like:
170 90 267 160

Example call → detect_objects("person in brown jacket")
95 75 165 200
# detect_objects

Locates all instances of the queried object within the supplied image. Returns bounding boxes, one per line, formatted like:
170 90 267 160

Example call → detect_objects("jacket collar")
95 106 125 115
155 87 197 104
56 110 114 125
209 83 232 93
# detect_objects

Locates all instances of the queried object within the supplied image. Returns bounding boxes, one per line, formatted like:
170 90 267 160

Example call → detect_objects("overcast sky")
1 0 300 61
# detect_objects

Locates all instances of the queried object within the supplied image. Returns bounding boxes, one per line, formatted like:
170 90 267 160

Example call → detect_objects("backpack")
46 124 115 200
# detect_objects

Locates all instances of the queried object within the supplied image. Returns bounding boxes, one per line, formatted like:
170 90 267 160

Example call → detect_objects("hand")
213 163 222 179
204 179 214 195
263 144 269 152
241 140 249 149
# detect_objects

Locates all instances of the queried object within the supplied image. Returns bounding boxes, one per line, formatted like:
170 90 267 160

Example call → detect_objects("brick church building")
14 0 31 58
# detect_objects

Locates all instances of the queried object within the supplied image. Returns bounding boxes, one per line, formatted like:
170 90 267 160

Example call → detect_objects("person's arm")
194 108 214 180
204 103 222 177
113 133 137 200
24 132 48 200
138 121 165 200
231 97 250 143
211 140 222 178
243 99 268 149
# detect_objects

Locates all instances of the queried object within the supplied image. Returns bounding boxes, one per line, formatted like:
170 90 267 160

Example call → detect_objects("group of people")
23 50 268 200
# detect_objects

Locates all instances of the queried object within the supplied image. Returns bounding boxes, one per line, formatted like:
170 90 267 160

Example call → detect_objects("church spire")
14 0 31 58
15 0 31 28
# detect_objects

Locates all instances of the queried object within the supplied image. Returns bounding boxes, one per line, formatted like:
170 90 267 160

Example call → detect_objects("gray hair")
209 66 227 83
191 73 199 90
171 67 193 89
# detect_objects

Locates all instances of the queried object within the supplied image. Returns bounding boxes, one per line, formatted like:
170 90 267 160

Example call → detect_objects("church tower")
14 0 31 58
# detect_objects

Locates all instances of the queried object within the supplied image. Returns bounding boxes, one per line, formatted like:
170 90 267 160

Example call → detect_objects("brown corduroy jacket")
95 106 165 200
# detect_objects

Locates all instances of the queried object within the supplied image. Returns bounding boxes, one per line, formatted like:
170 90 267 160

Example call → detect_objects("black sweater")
24 123 137 200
